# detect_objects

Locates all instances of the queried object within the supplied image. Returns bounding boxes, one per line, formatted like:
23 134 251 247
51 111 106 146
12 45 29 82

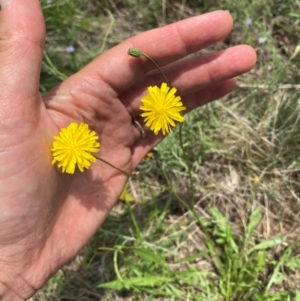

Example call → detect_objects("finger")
70 10 233 93
130 78 236 165
0 0 45 101
122 45 256 116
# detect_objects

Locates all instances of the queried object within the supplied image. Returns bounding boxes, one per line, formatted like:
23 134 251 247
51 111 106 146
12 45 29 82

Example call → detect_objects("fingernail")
0 0 13 8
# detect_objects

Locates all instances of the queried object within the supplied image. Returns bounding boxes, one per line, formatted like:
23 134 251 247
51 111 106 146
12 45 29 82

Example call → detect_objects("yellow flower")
119 183 135 202
252 176 260 184
51 122 100 174
145 152 153 160
140 82 186 135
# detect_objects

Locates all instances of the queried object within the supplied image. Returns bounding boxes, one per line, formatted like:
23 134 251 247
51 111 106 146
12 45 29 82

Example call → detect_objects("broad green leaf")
247 207 262 238
296 290 300 301
216 238 225 244
247 237 284 255
210 207 239 253
210 207 228 234
291 44 300 60
132 247 164 266
125 276 172 287
286 256 300 269
288 12 300 19
98 280 124 290
256 250 267 272
272 274 284 284
99 276 172 290
176 250 208 263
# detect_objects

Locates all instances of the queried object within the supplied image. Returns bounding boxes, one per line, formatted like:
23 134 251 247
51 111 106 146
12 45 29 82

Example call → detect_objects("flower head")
128 48 144 57
51 122 100 174
140 83 186 135
245 18 253 26
66 45 75 53
258 37 267 44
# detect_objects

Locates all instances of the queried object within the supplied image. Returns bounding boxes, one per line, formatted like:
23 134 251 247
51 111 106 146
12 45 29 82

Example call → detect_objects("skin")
0 1 257 299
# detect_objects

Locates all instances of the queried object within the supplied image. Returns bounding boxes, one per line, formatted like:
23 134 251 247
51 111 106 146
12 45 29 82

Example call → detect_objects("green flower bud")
128 48 144 58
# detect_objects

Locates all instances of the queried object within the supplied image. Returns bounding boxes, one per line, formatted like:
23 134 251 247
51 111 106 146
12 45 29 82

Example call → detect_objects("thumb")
0 0 45 100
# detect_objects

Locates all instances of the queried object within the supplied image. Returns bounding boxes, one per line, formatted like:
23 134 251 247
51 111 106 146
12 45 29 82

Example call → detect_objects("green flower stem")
113 248 124 283
125 201 142 240
179 123 195 204
142 53 170 87
128 48 170 86
133 118 146 138
128 46 223 275
93 155 168 190
157 153 223 275
94 155 131 177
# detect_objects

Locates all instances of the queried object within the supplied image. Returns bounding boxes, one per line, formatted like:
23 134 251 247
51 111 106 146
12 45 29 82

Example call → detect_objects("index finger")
75 10 233 93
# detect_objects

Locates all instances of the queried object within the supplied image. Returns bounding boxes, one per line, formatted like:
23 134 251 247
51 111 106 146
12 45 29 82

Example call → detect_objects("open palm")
0 1 256 299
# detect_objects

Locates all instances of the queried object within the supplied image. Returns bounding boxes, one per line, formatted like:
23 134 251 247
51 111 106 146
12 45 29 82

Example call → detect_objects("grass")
31 0 300 300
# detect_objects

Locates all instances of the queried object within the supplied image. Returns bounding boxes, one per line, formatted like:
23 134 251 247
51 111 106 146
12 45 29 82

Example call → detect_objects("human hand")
0 1 256 299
